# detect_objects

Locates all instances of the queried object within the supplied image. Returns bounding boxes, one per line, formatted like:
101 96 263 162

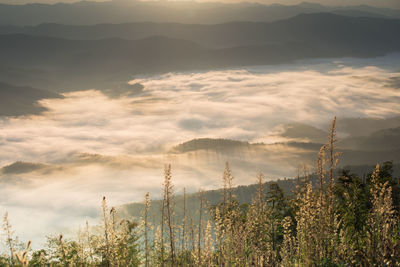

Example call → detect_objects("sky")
0 54 400 246
0 0 399 9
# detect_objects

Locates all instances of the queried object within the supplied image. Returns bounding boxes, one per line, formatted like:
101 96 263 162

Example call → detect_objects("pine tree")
366 164 397 265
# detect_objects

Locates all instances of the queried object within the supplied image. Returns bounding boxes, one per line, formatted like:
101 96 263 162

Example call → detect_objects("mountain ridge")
0 13 398 49
0 13 398 91
0 0 399 26
0 81 62 116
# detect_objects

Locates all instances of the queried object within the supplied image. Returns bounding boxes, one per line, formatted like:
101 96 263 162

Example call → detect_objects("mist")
0 54 399 246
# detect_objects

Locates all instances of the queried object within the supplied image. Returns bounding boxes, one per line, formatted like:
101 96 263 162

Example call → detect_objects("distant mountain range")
1 13 399 48
0 13 399 92
0 1 399 26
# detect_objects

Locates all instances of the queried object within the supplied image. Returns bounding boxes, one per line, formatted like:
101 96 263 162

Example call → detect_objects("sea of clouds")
0 55 399 246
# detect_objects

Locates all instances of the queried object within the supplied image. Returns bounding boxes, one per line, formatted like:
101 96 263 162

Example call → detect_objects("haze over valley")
0 0 399 258
2 55 400 243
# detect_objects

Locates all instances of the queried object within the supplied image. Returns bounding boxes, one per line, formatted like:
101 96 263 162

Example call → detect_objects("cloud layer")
0 55 400 246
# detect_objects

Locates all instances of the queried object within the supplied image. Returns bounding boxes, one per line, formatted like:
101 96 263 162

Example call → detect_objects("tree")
334 170 369 263
366 164 397 265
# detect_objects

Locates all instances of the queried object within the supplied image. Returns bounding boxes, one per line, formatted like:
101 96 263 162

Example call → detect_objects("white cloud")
0 55 400 246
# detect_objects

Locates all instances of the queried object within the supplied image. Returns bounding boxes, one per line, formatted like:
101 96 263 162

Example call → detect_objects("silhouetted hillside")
0 35 211 91
171 139 251 154
0 14 399 49
0 14 399 91
0 1 398 26
119 161 400 221
1 161 48 174
0 82 61 116
119 176 299 222
340 127 400 151
168 127 400 168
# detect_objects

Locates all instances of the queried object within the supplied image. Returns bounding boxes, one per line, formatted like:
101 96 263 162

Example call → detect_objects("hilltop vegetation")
119 161 400 224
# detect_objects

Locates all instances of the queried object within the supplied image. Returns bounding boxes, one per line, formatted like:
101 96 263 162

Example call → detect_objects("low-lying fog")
0 54 400 246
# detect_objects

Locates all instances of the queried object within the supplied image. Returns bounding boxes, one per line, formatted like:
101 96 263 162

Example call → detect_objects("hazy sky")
0 0 399 9
0 54 400 246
